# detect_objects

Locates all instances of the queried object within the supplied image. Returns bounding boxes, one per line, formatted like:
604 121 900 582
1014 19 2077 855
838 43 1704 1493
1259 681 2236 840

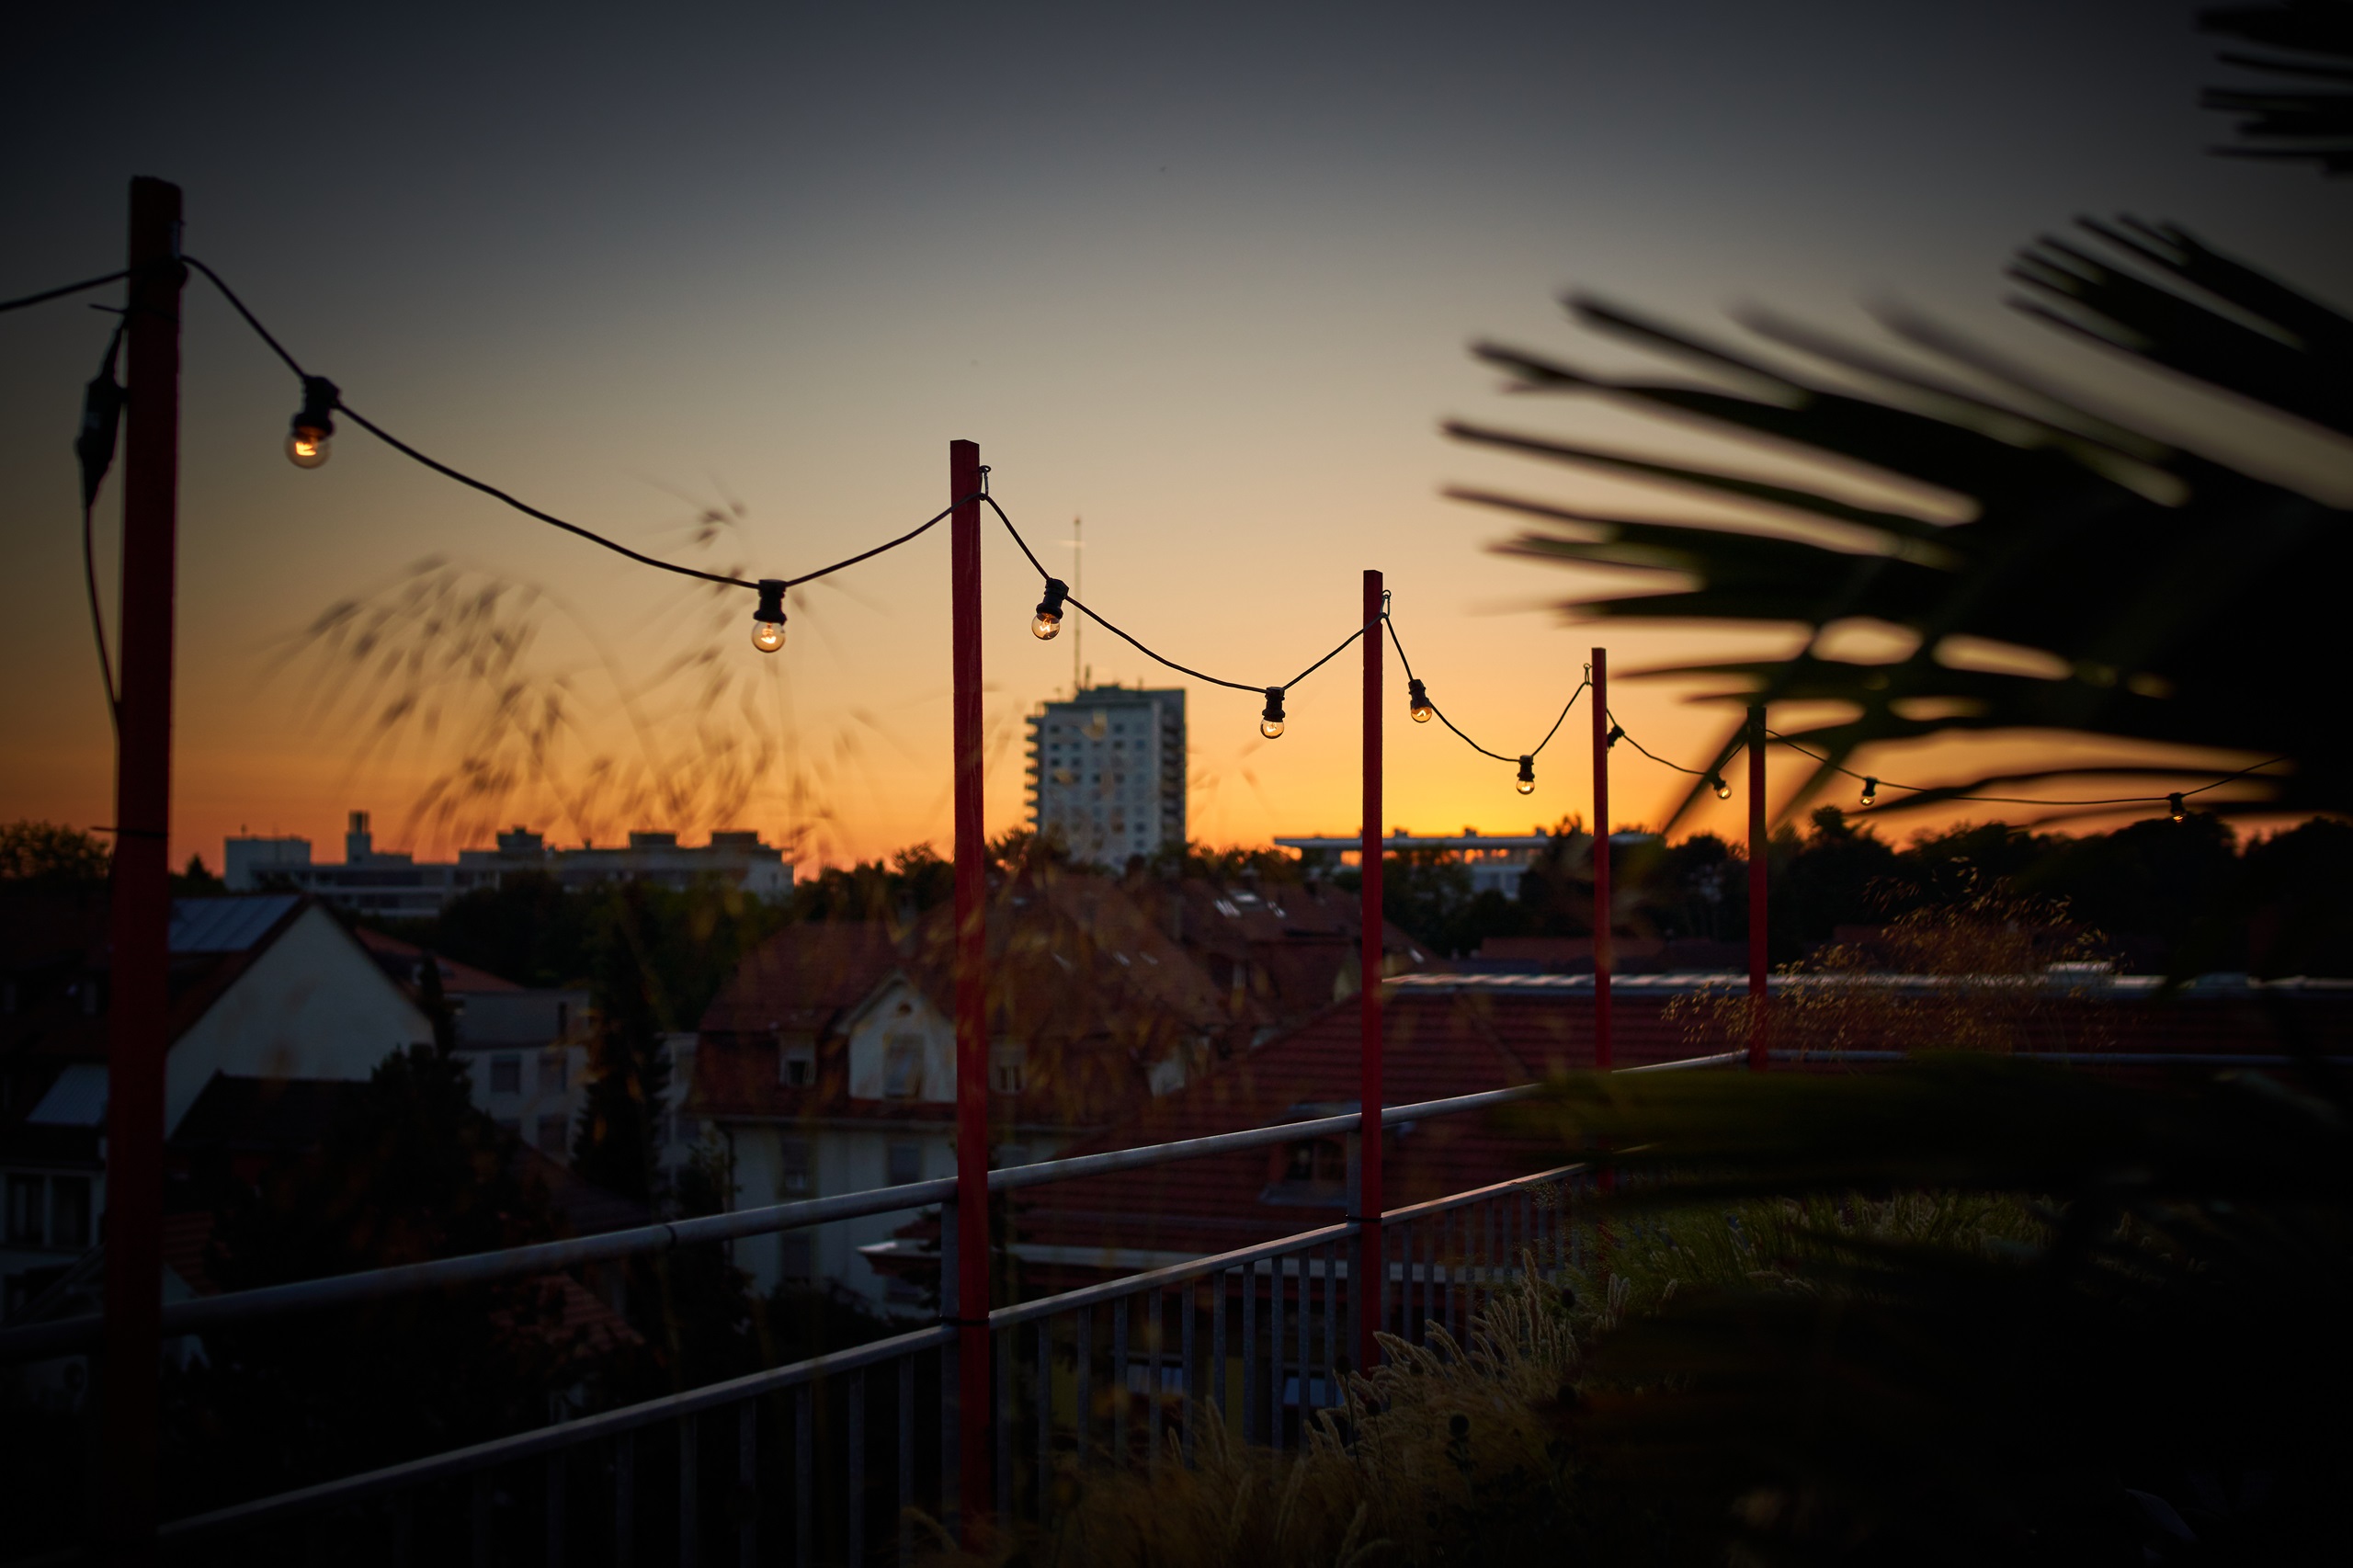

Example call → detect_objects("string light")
751 579 788 653
1032 577 1068 641
285 376 337 469
5 258 2293 811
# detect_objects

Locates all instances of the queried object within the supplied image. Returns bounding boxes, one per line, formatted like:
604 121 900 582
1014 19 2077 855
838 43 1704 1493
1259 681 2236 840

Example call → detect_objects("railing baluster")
849 1369 867 1568
792 1384 812 1568
1036 1321 1052 1522
996 1327 1014 1521
1296 1248 1311 1432
1321 1241 1337 1411
1268 1252 1285 1450
1074 1305 1093 1471
740 1399 759 1568
1181 1279 1198 1469
547 1448 566 1568
1244 1260 1260 1447
1146 1290 1164 1478
680 1415 700 1568
897 1354 915 1568
1113 1291 1130 1468
1211 1269 1228 1434
616 1430 635 1568
1485 1196 1499 1329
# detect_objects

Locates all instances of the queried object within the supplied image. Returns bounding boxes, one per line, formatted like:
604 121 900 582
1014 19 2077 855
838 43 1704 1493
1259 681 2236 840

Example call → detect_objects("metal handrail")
0 1050 1740 1363
155 1324 956 1544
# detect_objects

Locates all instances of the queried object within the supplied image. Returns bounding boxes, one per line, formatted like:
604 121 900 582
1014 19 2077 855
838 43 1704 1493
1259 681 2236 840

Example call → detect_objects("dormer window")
1262 1137 1347 1207
780 1041 815 1087
882 1035 925 1099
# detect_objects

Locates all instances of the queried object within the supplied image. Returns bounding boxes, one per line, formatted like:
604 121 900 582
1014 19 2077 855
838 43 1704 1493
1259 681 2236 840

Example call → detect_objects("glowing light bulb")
284 375 339 471
1259 686 1287 740
1407 678 1433 724
1516 756 1535 795
1859 777 1878 806
750 578 789 655
1032 577 1068 641
1711 776 1732 801
2168 792 2186 823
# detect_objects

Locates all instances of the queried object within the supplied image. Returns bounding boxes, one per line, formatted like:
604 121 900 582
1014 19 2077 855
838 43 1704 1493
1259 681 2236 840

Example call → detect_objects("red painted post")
1746 703 1769 1070
1355 568 1384 1378
1590 649 1611 1071
103 175 183 1562
949 439 991 1528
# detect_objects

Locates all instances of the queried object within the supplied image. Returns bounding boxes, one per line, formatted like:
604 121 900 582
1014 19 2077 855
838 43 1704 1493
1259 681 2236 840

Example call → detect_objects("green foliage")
0 820 108 883
1518 1058 2353 1562
170 1045 574 1513
574 886 674 1208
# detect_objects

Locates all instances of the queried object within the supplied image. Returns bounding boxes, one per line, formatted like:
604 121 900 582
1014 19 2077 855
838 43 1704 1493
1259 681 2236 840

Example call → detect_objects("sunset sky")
3 3 2342 874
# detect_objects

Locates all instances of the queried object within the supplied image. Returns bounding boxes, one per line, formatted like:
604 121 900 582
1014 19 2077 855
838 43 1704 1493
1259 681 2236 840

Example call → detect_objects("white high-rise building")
1025 687 1187 866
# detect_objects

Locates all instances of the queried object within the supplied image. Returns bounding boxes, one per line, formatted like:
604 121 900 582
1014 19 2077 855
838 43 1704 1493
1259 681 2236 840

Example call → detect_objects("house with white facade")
688 872 1232 1312
0 893 434 1319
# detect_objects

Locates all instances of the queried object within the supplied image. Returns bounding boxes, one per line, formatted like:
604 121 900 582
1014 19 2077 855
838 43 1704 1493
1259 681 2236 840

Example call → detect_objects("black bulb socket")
291 374 339 441
1036 576 1068 621
1262 687 1286 725
754 578 788 626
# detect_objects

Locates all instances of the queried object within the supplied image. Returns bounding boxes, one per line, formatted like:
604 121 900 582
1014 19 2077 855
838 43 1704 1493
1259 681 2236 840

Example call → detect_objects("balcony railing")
1 1049 1741 1565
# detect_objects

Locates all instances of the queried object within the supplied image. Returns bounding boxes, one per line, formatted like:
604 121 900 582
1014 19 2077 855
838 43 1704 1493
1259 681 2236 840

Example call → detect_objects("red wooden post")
103 175 183 1562
1746 703 1769 1070
1355 569 1384 1377
949 439 991 1527
1590 649 1611 1071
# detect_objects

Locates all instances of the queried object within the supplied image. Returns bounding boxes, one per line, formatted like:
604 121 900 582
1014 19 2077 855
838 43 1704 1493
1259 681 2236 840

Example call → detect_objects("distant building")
1275 829 1660 899
1025 687 1186 867
223 812 792 917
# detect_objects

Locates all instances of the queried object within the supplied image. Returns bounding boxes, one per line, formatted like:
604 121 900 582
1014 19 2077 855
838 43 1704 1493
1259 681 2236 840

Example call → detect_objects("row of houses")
9 869 2353 1335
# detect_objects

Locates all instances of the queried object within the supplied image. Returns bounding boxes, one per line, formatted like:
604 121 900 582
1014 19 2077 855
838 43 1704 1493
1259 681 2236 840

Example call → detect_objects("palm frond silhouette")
1449 217 2349 823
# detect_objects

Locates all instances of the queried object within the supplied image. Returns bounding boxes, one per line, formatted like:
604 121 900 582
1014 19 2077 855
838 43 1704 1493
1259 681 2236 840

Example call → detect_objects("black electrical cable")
1767 729 2288 807
0 269 131 315
185 256 971 595
1384 612 1586 765
987 493 1372 698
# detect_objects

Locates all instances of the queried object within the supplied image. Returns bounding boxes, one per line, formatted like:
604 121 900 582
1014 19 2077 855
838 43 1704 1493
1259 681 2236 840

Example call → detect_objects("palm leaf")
2202 1 2353 173
1455 219 2352 822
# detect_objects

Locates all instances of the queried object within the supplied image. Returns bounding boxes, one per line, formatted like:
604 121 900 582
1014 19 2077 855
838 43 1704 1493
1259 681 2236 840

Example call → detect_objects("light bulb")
2168 792 2186 823
1711 776 1732 801
1259 685 1287 740
1032 577 1069 641
1516 756 1535 795
1407 678 1433 723
1859 777 1878 806
750 578 789 655
285 374 339 471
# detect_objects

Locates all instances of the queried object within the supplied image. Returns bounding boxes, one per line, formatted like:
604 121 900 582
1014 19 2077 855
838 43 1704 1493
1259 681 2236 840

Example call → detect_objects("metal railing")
4 1050 1743 1563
